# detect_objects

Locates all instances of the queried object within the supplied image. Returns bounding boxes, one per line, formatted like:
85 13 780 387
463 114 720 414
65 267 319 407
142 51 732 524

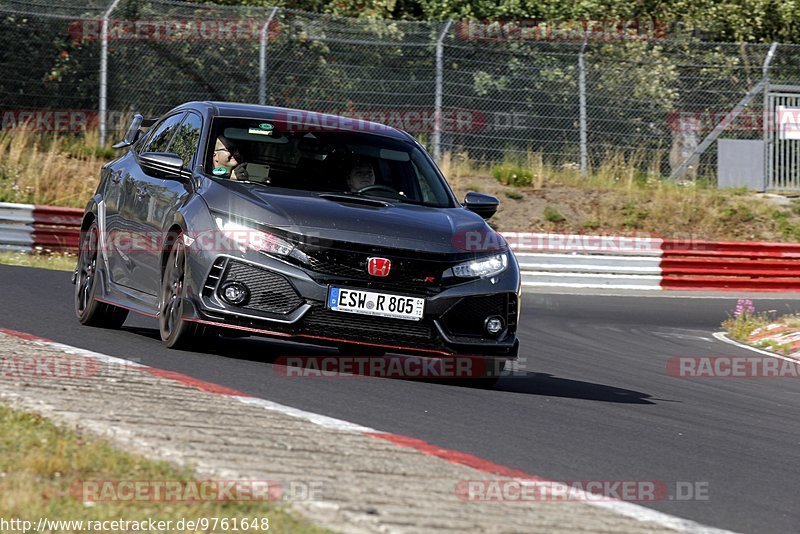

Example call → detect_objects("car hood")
200 180 497 254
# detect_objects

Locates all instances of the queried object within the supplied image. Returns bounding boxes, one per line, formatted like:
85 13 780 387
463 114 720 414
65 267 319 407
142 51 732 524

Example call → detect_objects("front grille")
300 246 446 289
218 260 303 315
302 307 436 347
440 294 514 338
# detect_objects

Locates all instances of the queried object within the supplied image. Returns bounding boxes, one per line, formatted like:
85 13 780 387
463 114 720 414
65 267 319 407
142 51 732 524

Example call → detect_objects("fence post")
433 20 453 162
99 0 122 147
259 7 279 106
578 37 588 177
762 43 779 191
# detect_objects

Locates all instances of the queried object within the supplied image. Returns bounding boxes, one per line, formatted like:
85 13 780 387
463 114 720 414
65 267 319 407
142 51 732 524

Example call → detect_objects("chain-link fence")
3 0 800 182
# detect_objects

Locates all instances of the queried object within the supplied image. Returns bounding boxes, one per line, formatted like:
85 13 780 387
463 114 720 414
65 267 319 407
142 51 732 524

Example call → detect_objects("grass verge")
721 299 800 355
442 150 800 242
4 130 800 241
0 251 76 271
0 404 329 534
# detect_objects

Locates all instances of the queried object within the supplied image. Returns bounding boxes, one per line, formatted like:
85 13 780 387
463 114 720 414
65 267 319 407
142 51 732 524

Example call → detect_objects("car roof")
174 101 413 142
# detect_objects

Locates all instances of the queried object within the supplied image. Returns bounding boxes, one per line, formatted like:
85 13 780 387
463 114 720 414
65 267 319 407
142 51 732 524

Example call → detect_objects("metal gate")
766 86 800 190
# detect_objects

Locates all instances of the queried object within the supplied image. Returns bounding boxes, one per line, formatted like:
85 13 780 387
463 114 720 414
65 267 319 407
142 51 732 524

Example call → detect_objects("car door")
130 111 203 296
104 128 153 289
121 112 187 295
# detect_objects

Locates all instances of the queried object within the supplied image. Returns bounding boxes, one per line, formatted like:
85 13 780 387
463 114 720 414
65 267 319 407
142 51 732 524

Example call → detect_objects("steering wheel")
356 184 399 195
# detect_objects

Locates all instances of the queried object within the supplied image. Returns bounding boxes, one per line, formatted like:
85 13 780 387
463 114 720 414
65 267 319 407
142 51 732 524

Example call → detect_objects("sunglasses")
215 147 240 158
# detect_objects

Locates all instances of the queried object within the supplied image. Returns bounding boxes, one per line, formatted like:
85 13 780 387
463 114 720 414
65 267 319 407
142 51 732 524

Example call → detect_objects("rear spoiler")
112 114 159 149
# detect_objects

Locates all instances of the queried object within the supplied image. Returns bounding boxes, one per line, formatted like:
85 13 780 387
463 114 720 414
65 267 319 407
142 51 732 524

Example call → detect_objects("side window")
143 113 186 153
166 113 202 166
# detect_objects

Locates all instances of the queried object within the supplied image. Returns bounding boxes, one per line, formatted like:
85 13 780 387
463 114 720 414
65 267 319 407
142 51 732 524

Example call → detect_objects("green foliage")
620 202 649 228
720 203 756 223
199 0 800 43
721 311 770 342
492 163 533 186
543 206 566 223
504 189 524 200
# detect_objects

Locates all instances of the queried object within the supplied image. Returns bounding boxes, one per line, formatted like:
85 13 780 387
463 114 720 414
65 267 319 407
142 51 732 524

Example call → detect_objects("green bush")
543 206 566 223
492 164 533 187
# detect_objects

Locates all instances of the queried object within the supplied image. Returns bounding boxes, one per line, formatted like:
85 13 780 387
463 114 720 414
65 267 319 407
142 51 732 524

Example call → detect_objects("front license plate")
327 287 425 321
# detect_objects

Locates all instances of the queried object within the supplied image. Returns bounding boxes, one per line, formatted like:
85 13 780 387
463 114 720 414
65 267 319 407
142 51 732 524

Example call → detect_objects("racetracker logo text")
68 19 281 42
454 19 667 42
456 480 708 502
273 355 506 379
667 356 800 378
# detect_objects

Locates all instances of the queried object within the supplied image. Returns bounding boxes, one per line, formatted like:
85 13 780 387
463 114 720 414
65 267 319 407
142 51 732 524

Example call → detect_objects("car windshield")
206 117 455 208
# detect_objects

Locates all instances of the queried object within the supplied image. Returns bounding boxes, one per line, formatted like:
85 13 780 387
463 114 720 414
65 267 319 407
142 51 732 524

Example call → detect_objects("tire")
159 235 216 349
74 221 128 328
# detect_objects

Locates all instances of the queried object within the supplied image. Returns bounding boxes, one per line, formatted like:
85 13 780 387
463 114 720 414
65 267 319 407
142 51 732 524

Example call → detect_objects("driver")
346 161 376 192
212 136 249 181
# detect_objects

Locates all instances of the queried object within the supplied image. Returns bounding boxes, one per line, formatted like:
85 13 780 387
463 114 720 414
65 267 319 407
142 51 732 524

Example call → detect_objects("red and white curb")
0 326 735 533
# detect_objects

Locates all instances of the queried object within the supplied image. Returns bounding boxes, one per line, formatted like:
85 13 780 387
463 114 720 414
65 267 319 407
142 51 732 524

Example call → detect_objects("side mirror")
112 114 158 149
112 114 143 149
139 152 188 180
463 191 499 220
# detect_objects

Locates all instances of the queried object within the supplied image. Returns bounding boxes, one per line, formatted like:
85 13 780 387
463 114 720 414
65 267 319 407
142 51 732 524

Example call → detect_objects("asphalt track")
3 264 800 533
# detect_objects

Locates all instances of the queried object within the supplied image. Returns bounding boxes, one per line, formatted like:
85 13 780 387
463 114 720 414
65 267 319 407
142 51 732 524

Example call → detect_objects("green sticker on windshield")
259 123 274 131
212 166 228 176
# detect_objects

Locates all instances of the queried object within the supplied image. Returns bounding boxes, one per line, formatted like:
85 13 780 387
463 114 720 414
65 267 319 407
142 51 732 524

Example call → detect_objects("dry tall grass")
0 129 110 207
441 149 800 241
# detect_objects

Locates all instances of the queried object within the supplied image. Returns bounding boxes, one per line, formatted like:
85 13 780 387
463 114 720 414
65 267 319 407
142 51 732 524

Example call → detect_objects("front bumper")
184 253 520 359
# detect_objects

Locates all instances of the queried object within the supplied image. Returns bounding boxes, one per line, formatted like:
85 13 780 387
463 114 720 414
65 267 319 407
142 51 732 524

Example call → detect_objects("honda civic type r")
73 102 521 381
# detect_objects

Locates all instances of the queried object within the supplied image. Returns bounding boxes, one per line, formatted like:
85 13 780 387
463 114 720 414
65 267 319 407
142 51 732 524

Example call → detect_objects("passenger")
346 161 376 192
212 136 249 181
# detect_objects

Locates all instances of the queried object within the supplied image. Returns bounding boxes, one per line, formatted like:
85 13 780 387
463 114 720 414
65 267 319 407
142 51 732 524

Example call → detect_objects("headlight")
453 253 508 278
214 217 294 256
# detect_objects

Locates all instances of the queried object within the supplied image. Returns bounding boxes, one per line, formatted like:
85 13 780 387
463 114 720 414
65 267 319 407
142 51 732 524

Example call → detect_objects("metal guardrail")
0 202 82 253
661 239 800 291
504 232 664 290
1 203 799 292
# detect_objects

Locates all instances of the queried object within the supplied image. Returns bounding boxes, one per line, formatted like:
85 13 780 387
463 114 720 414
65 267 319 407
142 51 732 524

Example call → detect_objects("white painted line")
713 332 800 364
0 330 739 533
522 282 663 290
30 339 145 368
587 499 737 534
234 396 376 433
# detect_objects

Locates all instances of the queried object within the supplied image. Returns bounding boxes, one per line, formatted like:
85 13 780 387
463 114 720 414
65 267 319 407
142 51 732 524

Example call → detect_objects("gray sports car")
73 102 520 382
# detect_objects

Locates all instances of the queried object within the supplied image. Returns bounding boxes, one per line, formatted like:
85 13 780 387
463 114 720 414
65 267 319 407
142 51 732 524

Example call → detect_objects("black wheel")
74 221 128 328
159 236 216 349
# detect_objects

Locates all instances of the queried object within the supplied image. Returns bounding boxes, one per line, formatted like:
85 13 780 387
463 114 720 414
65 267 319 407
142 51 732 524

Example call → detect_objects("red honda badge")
367 257 391 277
